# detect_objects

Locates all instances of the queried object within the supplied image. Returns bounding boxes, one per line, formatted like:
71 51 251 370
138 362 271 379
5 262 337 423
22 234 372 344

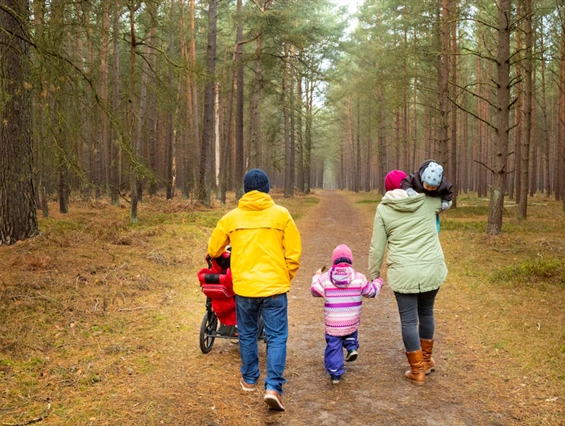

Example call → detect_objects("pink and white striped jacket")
311 265 379 336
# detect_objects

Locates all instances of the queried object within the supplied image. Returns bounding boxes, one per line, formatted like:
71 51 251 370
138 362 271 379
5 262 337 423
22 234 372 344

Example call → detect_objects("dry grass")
2 190 563 425
350 191 565 425
0 191 318 426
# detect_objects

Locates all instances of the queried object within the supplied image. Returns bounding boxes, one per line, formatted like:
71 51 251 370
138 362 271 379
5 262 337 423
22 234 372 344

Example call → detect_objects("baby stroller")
197 248 266 353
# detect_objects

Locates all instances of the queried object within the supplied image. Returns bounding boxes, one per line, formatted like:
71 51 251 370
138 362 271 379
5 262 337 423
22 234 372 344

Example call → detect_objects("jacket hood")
238 190 275 211
329 264 355 288
380 189 426 213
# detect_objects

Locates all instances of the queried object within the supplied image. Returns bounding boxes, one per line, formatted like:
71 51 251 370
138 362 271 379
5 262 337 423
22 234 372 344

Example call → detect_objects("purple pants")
324 330 359 377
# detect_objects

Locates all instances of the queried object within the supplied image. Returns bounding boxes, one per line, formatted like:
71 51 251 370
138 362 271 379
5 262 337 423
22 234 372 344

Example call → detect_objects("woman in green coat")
368 170 448 386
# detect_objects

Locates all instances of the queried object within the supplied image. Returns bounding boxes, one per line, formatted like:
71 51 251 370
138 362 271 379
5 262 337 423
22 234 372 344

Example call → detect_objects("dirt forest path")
182 190 502 426
279 190 489 426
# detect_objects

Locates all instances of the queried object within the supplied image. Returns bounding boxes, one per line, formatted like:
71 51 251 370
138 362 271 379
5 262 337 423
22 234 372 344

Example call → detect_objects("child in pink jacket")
311 244 383 384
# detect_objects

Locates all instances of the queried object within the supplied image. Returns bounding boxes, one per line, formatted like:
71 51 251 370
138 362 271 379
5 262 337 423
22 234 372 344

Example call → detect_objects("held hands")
372 277 384 291
441 200 451 212
406 188 418 197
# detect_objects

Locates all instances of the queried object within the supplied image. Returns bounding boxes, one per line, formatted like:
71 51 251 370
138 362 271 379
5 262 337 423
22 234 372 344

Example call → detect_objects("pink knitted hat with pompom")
385 170 407 191
331 244 353 266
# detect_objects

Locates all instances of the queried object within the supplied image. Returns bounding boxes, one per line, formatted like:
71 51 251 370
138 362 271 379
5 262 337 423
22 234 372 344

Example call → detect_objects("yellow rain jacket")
207 190 302 297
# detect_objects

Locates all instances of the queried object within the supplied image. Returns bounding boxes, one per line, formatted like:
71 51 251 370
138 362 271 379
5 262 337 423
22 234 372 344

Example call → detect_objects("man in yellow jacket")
208 169 301 411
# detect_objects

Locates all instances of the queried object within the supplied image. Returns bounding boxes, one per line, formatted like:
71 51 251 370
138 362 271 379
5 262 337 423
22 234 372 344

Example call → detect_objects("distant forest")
1 0 564 243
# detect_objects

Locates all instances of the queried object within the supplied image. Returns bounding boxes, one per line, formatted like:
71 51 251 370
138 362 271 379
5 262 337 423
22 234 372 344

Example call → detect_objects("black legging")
393 289 439 352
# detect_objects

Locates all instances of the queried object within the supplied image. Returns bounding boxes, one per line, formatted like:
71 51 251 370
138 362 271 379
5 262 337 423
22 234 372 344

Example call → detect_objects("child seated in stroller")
197 247 237 336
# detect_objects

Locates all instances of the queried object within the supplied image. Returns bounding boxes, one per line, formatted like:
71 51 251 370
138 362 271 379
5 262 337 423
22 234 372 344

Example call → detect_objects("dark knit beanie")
243 168 270 194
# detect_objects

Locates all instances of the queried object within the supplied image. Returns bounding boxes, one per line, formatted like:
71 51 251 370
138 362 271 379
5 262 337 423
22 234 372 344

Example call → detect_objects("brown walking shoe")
264 390 285 411
240 377 256 392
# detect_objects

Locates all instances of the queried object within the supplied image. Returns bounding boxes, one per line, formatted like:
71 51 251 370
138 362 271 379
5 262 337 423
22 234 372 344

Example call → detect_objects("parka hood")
380 189 426 213
329 264 355 288
238 190 275 211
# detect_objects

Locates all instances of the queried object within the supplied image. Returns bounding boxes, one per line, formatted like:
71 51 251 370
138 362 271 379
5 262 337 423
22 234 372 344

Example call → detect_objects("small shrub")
441 220 485 232
447 206 490 217
302 196 320 204
490 258 565 286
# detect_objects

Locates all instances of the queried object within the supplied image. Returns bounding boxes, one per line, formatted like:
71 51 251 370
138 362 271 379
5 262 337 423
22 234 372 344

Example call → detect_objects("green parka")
368 190 447 294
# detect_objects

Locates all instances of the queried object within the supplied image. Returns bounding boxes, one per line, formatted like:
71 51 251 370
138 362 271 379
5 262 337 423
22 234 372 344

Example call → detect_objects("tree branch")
460 47 498 64
460 16 499 31
249 0 266 12
474 160 496 174
2 400 51 426
448 95 498 132
451 81 498 110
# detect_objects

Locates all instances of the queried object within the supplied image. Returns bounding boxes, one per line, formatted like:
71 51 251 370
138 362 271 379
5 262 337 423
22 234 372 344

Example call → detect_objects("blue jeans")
394 289 439 352
324 330 358 377
235 293 288 394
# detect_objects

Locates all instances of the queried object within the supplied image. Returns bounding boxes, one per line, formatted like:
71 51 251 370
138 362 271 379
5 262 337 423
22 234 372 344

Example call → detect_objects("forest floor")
1 190 564 425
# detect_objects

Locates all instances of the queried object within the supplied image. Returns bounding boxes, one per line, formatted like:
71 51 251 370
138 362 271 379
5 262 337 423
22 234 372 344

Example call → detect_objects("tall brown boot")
420 338 436 375
404 350 426 385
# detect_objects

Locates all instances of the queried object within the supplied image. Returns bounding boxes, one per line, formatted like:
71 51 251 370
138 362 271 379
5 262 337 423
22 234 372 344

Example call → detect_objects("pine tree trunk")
438 0 450 166
518 0 532 220
100 2 110 198
198 0 218 206
540 31 551 197
0 0 38 245
378 89 387 193
165 0 176 200
486 0 511 235
179 0 192 199
147 22 158 196
283 41 293 197
289 44 296 195
304 72 314 194
127 4 139 222
296 68 305 193
234 0 244 200
365 102 372 192
450 0 458 208
110 0 121 205
249 34 263 169
530 89 537 197
189 0 200 176
220 55 236 203
355 98 361 193
559 19 565 207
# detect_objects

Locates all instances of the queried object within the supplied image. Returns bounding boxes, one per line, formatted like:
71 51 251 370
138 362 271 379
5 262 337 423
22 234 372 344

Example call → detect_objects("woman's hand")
372 277 384 291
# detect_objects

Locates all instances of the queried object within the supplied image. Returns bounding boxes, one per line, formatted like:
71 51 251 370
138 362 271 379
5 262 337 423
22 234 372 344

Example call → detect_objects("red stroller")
197 249 266 353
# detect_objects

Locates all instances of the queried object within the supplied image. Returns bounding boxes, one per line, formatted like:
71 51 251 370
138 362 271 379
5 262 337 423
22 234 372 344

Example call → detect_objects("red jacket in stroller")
197 253 236 326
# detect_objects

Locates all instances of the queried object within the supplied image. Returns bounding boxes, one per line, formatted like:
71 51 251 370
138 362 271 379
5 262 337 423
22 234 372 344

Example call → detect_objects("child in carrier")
198 247 237 335
311 244 383 384
401 160 453 231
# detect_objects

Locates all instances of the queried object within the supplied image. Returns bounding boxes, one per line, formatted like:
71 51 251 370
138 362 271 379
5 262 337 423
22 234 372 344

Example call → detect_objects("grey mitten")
441 200 451 211
406 188 418 197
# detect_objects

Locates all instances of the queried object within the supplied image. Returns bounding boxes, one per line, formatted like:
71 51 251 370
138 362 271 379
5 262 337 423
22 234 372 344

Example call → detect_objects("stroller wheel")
200 312 218 353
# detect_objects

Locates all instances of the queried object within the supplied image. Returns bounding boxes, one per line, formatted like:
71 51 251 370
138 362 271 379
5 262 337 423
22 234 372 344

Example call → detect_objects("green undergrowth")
490 258 565 287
